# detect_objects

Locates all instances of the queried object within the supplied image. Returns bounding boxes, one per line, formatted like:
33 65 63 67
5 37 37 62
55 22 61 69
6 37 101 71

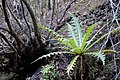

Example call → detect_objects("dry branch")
2 0 24 47
21 0 43 46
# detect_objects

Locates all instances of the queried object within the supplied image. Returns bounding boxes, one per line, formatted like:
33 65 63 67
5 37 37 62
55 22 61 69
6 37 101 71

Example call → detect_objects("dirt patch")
1 0 120 80
73 0 105 16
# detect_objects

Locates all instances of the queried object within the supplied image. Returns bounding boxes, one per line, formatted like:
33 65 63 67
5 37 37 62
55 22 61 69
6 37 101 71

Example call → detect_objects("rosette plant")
32 13 118 79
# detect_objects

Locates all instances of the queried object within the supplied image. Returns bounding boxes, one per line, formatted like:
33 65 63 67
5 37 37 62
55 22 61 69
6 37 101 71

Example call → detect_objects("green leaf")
84 51 105 65
41 63 55 75
81 24 94 51
67 55 79 76
84 49 116 65
97 52 105 65
85 28 120 51
67 23 78 46
31 51 70 64
71 47 81 54
84 25 105 50
60 38 74 48
39 25 62 40
68 38 78 48
102 50 117 53
84 51 98 56
69 12 83 47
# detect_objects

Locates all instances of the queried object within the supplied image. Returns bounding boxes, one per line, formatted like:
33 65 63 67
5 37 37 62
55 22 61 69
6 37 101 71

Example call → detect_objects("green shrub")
40 62 59 80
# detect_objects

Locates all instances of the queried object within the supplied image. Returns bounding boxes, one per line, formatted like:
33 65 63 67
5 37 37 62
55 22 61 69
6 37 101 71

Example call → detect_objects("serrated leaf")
84 51 100 57
68 38 78 48
41 63 55 75
60 38 73 48
97 52 105 65
81 24 94 50
39 25 62 40
84 51 105 65
66 55 79 76
60 38 78 48
68 12 83 47
84 25 105 49
102 50 117 54
31 52 70 64
67 23 78 46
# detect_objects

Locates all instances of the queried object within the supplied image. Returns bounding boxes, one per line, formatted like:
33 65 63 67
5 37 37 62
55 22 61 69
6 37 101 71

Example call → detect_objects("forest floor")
28 0 120 80
0 0 120 80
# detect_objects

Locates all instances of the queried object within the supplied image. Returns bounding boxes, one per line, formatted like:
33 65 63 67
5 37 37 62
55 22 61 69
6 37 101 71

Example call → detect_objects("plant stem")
80 56 83 80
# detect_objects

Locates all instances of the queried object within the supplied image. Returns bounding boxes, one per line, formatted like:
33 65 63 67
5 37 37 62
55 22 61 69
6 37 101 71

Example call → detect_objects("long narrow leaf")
68 38 78 48
60 38 74 48
85 25 105 50
39 25 61 39
84 49 116 65
81 24 94 50
97 52 105 65
84 51 105 65
67 23 78 46
85 28 120 51
31 51 71 64
39 25 77 48
69 12 82 46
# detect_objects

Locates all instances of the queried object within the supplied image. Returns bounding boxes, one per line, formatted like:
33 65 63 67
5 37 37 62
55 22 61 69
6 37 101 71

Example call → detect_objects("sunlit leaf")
60 38 73 48
31 51 70 64
71 47 81 54
81 24 94 50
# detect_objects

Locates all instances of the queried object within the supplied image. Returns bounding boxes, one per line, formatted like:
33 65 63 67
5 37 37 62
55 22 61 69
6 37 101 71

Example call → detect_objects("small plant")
40 62 59 80
32 13 119 79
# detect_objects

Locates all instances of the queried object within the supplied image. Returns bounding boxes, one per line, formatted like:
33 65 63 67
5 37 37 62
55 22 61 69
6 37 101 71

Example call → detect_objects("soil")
0 0 120 80
27 0 120 80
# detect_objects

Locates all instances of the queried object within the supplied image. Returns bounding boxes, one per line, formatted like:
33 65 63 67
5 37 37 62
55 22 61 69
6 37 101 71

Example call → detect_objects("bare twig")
20 0 32 44
50 0 55 27
110 40 120 48
55 0 76 31
21 0 43 46
108 0 120 77
2 0 24 47
0 32 18 53
39 0 43 25
46 0 56 39
58 0 75 24
6 3 23 31
115 70 120 80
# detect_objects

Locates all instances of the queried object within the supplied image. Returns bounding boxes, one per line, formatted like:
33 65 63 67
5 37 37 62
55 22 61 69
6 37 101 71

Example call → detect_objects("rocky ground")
0 0 120 80
28 0 120 80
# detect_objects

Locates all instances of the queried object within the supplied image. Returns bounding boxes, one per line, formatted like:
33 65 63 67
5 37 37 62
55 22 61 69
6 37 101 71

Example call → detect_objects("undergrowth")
32 12 119 79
